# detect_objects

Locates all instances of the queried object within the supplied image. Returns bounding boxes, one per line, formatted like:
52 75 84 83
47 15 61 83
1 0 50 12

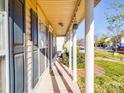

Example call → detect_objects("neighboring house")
96 35 124 49
111 34 124 44
105 35 124 46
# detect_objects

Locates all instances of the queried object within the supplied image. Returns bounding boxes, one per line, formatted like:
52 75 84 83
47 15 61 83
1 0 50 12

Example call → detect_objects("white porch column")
85 0 94 93
69 32 72 73
73 28 77 82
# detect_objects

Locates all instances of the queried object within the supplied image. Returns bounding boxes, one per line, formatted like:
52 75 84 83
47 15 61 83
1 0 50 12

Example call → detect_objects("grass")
78 62 85 69
95 60 124 76
95 50 124 59
78 60 124 93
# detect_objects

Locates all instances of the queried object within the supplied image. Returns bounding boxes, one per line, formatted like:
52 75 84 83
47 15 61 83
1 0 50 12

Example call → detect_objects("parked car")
112 44 124 53
117 46 124 53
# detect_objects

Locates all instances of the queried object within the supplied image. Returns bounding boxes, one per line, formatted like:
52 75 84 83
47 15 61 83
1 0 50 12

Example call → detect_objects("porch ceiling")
37 0 100 36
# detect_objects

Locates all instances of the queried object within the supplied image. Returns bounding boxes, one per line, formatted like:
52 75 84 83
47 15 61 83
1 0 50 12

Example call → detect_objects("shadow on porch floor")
39 61 81 93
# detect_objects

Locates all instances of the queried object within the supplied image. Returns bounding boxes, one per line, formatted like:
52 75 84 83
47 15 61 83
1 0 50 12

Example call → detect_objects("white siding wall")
56 37 65 52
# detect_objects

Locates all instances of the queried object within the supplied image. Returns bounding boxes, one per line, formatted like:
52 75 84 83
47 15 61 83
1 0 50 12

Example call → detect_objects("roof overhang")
37 0 100 36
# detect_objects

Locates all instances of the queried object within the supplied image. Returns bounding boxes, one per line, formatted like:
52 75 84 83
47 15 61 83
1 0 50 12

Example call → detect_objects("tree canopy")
105 1 124 45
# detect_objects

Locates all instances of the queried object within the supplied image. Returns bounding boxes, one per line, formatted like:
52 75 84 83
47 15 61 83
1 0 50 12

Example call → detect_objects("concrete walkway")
39 61 81 93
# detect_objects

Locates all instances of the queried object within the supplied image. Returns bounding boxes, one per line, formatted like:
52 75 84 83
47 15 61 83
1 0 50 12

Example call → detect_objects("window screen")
30 9 38 47
38 23 47 47
14 0 24 46
13 0 24 54
14 54 24 93
32 52 38 88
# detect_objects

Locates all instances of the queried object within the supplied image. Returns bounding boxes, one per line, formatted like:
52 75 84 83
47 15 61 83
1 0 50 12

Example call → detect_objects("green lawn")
95 50 124 59
78 60 124 93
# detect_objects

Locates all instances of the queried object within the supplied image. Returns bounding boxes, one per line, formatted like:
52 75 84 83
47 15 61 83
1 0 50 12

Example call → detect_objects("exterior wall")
121 37 124 44
56 37 65 52
0 0 58 93
25 0 49 92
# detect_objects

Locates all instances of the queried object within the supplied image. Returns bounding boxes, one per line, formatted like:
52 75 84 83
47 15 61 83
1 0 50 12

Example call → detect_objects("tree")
105 1 124 52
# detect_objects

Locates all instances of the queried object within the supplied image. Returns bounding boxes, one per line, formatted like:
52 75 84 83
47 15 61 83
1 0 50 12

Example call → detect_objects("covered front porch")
0 0 100 93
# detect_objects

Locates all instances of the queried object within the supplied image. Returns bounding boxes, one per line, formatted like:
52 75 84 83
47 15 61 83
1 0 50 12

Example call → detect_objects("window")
32 52 38 88
0 0 5 11
39 49 45 75
45 27 49 52
14 54 24 93
38 22 51 76
30 9 38 47
14 0 24 47
11 0 25 54
30 9 38 88
45 29 49 67
38 23 47 47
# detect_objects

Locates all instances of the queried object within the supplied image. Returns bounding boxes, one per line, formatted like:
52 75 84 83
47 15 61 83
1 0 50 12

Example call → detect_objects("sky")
76 0 124 39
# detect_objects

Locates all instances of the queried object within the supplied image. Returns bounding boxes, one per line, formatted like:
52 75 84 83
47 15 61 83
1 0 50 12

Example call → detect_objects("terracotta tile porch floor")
39 61 81 93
